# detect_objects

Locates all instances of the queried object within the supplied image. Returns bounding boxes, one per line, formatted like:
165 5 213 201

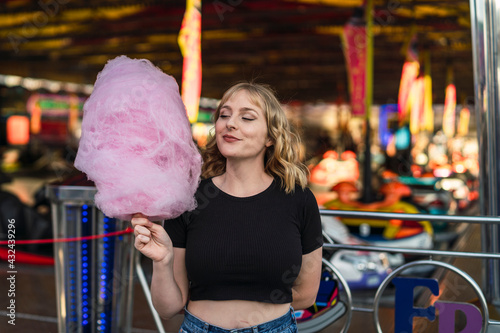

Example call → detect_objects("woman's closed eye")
219 114 255 121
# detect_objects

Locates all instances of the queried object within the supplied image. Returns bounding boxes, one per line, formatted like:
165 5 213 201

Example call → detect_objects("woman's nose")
226 116 236 129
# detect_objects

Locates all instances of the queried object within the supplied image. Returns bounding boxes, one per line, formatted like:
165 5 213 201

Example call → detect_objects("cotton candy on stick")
74 56 202 221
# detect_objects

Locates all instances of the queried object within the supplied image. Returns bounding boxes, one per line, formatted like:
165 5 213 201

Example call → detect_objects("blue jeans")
179 307 298 333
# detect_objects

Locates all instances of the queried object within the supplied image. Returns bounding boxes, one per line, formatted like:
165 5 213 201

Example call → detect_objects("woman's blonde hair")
201 82 309 193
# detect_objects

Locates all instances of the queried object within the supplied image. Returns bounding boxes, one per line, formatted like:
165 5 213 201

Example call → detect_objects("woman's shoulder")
273 178 313 198
294 185 315 202
198 177 213 186
193 177 217 196
195 177 215 188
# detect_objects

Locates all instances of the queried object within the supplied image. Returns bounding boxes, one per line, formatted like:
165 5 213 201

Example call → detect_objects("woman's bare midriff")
186 300 291 329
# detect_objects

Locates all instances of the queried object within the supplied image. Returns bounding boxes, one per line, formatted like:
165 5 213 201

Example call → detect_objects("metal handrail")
323 243 500 259
320 209 500 224
322 209 500 332
320 209 500 260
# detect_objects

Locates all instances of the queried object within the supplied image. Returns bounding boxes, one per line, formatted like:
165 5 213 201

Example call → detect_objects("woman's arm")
150 248 189 319
291 247 322 310
132 215 189 319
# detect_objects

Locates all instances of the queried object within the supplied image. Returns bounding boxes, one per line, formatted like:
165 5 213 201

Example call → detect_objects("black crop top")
164 178 323 304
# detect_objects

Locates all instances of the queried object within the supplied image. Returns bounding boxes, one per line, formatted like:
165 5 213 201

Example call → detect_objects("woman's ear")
265 137 274 147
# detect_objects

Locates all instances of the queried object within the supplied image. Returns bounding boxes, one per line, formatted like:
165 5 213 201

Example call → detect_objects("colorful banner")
442 67 456 137
342 21 366 116
408 52 433 135
422 58 433 133
398 28 418 124
409 76 424 135
457 107 470 136
178 0 202 123
442 83 456 138
398 61 419 123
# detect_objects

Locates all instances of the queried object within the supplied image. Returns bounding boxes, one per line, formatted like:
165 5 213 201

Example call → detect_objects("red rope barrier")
0 227 134 245
0 248 55 265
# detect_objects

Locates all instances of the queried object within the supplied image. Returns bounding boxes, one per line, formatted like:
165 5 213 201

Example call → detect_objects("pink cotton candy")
74 55 202 221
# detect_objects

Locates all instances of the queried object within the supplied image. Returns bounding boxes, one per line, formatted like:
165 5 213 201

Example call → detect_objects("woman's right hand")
131 213 173 264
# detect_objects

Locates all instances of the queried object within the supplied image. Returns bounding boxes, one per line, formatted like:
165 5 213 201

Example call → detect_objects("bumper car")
321 214 404 290
436 173 477 212
322 182 434 250
396 175 456 215
308 150 359 192
295 270 340 322
295 260 347 333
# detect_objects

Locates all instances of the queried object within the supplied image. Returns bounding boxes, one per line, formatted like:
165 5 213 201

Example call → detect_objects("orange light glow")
7 115 30 145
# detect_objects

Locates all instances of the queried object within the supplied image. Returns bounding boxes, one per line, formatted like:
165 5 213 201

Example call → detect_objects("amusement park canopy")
0 0 473 104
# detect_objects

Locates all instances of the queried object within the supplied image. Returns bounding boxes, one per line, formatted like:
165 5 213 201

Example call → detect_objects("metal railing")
320 209 500 259
319 209 500 333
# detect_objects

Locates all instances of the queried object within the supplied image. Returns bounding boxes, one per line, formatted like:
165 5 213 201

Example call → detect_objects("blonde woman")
132 82 323 333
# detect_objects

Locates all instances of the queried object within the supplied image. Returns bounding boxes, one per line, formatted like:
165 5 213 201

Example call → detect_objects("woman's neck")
214 162 273 197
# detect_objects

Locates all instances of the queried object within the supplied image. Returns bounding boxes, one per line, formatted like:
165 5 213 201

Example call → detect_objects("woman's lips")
223 134 240 142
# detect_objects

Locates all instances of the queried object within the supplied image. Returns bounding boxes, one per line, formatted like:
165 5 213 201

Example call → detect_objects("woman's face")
215 90 272 162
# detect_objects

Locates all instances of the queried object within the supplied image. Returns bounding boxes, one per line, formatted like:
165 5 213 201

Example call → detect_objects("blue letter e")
393 277 440 333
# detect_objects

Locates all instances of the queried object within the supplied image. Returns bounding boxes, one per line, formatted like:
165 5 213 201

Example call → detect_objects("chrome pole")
135 253 167 333
469 0 500 304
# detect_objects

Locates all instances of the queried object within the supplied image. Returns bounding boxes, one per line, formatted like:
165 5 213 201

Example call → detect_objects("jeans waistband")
182 306 296 333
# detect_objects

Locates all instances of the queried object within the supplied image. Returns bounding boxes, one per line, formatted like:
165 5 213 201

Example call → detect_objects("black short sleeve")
301 188 323 254
164 212 188 248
